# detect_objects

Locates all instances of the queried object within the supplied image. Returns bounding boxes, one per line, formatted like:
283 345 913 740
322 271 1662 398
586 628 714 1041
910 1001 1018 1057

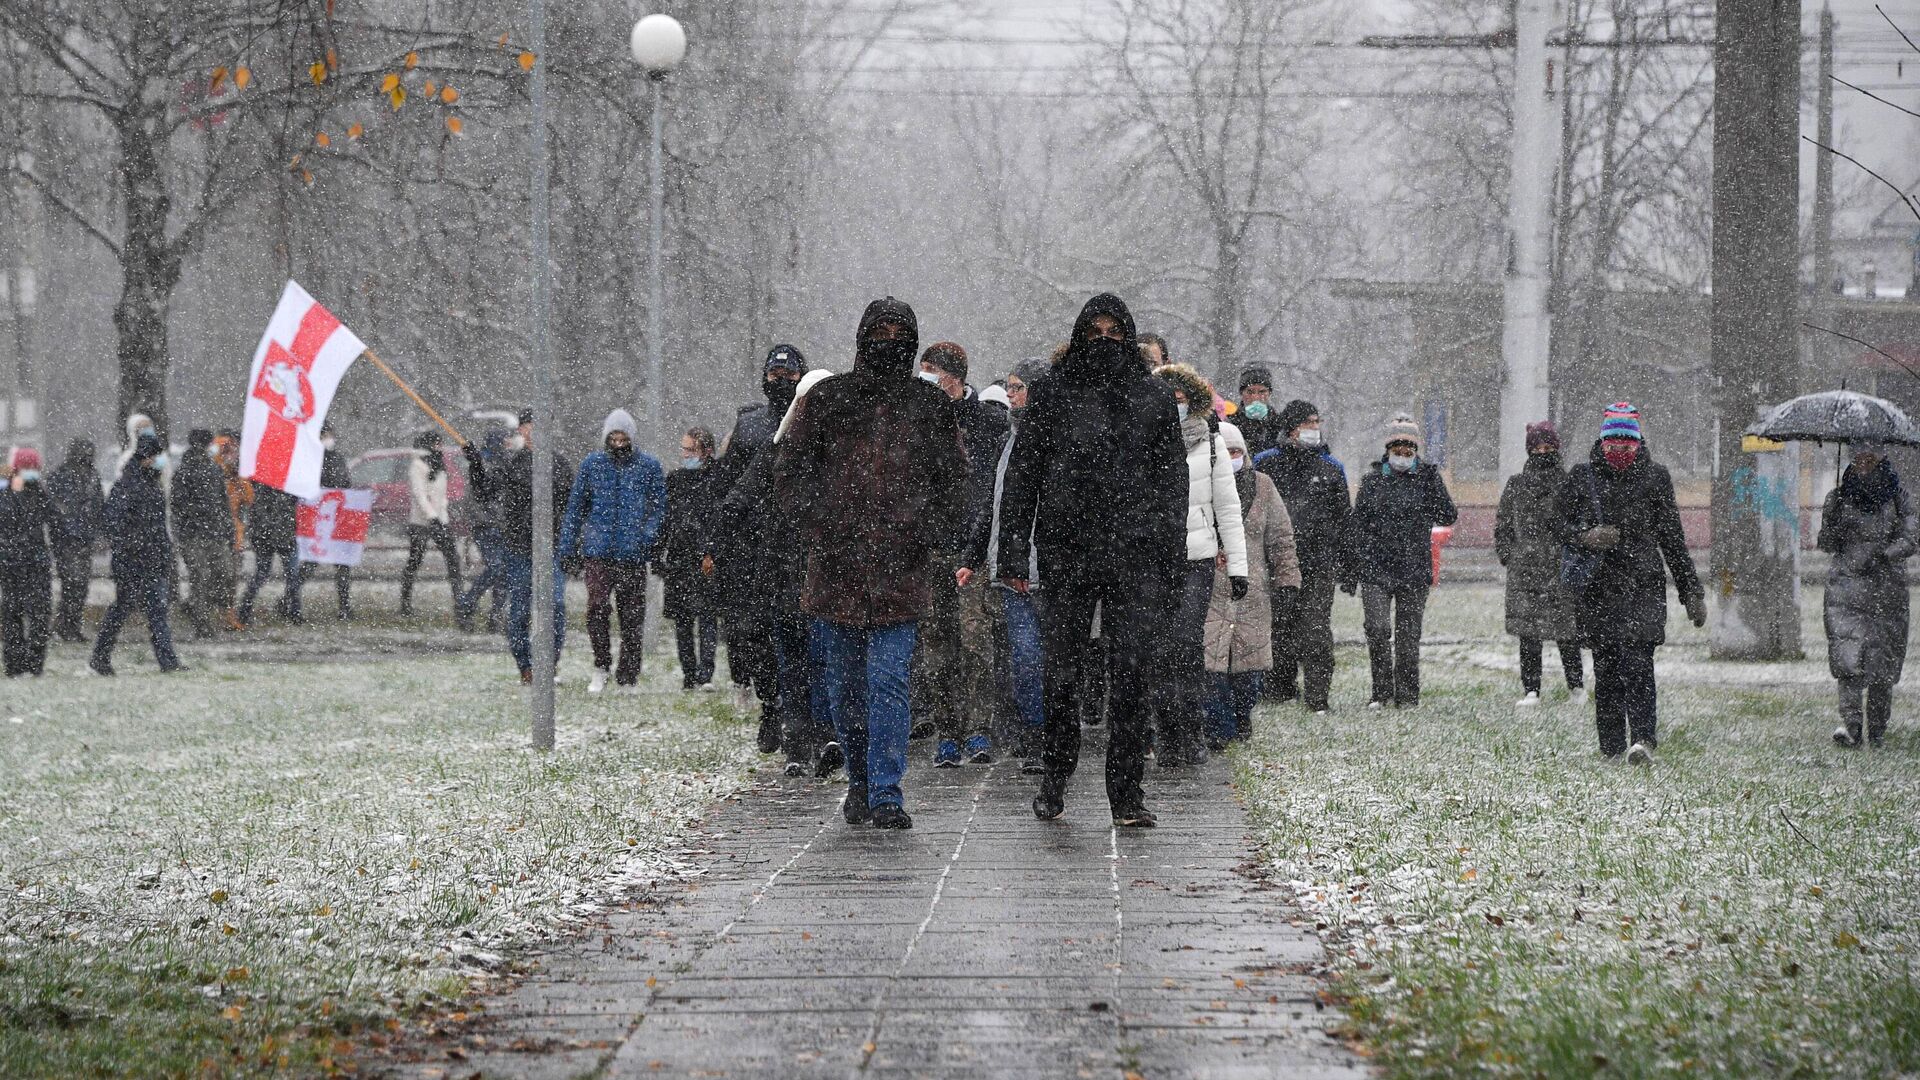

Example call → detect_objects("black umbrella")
1746 390 1920 447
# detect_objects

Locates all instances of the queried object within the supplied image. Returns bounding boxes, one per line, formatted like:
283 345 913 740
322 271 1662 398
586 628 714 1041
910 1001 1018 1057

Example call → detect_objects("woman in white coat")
399 429 463 618
1151 363 1249 767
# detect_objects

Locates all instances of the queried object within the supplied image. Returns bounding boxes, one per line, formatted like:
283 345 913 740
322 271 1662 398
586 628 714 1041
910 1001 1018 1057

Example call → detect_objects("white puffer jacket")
1180 416 1249 576
408 451 451 527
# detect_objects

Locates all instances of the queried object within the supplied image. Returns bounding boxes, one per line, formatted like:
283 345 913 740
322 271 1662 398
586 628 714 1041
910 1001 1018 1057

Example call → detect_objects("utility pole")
1497 0 1561 481
1710 0 1803 660
1809 5 1837 387
528 0 558 749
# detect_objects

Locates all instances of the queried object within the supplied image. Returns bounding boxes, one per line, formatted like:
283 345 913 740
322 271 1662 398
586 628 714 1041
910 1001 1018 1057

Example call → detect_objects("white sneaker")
1312 709 1330 717
1568 687 1589 706
732 685 754 712
1366 700 1385 711
698 682 720 694
1516 691 1541 708
1833 725 1860 748
588 668 609 694
1626 742 1653 766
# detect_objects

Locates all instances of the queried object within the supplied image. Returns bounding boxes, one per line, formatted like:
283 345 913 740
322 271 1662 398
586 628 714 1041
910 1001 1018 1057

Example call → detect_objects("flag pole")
361 348 469 447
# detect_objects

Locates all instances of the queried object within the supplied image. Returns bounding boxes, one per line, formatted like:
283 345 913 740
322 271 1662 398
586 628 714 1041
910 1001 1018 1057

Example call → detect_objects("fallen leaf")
1834 931 1860 949
222 1005 243 1021
381 73 400 93
314 903 332 917
440 85 459 104
519 51 536 72
234 66 251 90
209 889 228 904
405 51 420 69
348 122 365 140
225 966 250 982
310 61 327 85
211 66 228 91
1460 868 1478 882
446 117 463 134
389 86 406 110
315 132 331 147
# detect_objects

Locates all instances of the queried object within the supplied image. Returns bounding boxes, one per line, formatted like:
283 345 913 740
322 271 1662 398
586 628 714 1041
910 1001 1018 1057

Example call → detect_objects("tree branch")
8 165 121 256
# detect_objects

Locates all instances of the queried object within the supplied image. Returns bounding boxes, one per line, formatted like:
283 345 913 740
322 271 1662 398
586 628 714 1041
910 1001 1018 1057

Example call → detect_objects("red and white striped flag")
240 281 365 499
297 488 374 566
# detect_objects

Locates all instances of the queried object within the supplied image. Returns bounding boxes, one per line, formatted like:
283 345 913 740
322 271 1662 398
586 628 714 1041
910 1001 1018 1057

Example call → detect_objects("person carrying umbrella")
1817 440 1916 748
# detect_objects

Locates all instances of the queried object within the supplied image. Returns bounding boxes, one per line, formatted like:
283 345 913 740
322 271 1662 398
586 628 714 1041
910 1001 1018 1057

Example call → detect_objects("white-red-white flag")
297 488 374 567
241 281 365 499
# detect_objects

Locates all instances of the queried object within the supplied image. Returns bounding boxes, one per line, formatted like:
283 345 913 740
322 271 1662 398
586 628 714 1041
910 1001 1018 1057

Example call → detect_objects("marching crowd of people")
0 292 1908 825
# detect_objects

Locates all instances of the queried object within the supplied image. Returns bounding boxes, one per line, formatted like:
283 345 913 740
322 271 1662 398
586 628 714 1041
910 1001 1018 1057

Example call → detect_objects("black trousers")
301 561 353 615
53 543 90 639
1 562 52 677
1591 641 1658 755
1837 676 1893 745
1362 584 1429 706
1037 561 1167 811
676 614 718 685
1519 637 1584 694
400 522 461 613
725 607 778 703
1153 560 1216 749
1273 573 1337 710
773 610 830 761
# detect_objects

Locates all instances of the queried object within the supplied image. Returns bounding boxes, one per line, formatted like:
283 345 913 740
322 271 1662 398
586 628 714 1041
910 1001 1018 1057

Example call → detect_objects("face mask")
149 453 169 472
1297 428 1322 446
320 437 336 451
681 456 703 470
1176 403 1189 422
1388 453 1416 473
1242 401 1270 421
918 370 945 387
858 340 916 373
1230 455 1246 474
1602 440 1639 471
1082 338 1127 370
17 469 41 485
765 378 798 414
608 442 635 463
507 434 527 452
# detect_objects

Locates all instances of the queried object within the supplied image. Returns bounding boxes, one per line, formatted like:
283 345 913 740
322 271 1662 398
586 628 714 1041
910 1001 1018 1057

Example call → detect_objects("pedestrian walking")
661 426 722 690
713 345 805 735
1495 421 1586 706
962 358 1050 773
90 433 181 675
170 429 235 638
560 409 667 692
306 422 357 621
1233 366 1281 456
236 481 302 626
997 293 1188 827
0 448 55 677
465 411 572 684
1203 423 1299 746
1816 440 1916 749
1151 362 1249 767
215 432 252 631
46 438 103 642
398 430 462 618
1255 400 1351 714
1560 403 1705 763
775 297 966 830
1348 414 1457 709
914 341 1012 768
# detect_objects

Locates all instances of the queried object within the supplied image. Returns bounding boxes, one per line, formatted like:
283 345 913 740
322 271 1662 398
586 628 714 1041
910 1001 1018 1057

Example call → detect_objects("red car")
347 448 471 541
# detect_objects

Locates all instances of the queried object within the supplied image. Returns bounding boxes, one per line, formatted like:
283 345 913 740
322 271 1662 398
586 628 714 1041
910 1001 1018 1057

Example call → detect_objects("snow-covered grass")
1239 584 1920 1079
0 641 755 1077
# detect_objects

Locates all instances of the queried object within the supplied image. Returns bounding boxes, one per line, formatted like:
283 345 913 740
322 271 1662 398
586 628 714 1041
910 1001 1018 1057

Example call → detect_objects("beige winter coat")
1205 470 1301 674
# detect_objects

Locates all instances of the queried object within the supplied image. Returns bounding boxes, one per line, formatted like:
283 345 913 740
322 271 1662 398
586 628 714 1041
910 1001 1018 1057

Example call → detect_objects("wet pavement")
393 736 1367 1079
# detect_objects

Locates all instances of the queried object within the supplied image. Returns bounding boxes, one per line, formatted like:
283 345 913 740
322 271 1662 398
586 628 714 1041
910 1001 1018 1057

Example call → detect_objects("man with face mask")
560 409 668 693
1347 414 1457 709
463 409 574 684
997 294 1188 828
91 433 182 675
776 298 966 830
713 344 808 746
1235 366 1280 456
170 429 235 638
46 438 103 642
1256 400 1351 714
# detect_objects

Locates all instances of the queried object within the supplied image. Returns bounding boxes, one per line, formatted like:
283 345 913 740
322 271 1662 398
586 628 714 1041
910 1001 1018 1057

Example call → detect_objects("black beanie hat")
1238 365 1274 393
764 344 807 377
1277 399 1319 436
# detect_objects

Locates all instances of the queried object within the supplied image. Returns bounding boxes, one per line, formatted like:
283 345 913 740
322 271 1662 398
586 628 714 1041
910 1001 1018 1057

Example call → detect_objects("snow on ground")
1240 584 1920 1078
0 632 755 1076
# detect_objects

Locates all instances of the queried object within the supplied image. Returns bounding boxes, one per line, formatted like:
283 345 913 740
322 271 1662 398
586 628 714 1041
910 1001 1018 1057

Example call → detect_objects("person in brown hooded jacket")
775 297 967 831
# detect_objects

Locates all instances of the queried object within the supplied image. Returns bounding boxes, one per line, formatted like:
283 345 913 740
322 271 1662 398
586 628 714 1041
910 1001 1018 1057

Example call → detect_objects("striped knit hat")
1384 412 1422 451
1600 401 1643 442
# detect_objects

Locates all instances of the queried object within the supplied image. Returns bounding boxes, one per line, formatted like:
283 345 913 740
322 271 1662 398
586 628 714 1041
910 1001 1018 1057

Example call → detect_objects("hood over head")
187 428 214 451
854 297 920 377
601 408 639 442
125 412 156 443
131 432 164 464
64 438 95 468
1053 293 1140 388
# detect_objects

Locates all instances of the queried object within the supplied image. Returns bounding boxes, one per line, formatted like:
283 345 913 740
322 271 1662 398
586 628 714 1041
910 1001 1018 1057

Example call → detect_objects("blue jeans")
1206 672 1265 745
503 551 566 675
238 549 302 623
1002 589 1044 734
810 619 918 809
92 573 179 671
459 527 509 622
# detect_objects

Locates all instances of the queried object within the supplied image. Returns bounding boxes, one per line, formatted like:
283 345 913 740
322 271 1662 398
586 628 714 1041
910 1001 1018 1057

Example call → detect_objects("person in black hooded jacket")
997 293 1188 828
713 343 807 747
1257 400 1351 713
90 433 181 675
0 449 54 676
171 429 234 638
46 438 103 642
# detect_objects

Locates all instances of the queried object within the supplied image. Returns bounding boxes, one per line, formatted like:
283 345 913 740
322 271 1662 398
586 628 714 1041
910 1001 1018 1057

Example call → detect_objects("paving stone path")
399 737 1367 1079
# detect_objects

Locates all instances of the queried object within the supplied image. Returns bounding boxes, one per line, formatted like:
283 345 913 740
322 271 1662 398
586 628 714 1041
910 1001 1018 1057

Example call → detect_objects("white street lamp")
632 15 686 453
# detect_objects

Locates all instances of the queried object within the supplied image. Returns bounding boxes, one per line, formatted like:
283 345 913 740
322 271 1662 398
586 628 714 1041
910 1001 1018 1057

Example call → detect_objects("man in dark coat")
1558 402 1705 762
997 293 1188 828
914 340 1012 767
46 438 103 642
1347 414 1457 708
1495 421 1585 705
775 298 966 830
1234 366 1282 456
90 433 181 675
714 344 807 745
660 426 721 689
171 429 235 638
0 448 55 676
1256 400 1350 713
237 481 302 626
465 411 574 683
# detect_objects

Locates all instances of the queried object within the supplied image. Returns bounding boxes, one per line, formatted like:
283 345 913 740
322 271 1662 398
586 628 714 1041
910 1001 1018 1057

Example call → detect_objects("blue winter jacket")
560 450 668 562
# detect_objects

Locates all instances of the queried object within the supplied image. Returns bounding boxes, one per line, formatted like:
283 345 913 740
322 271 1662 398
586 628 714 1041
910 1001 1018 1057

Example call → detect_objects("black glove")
1339 581 1358 596
1685 593 1707 628
461 443 483 469
1230 576 1250 601
561 555 584 577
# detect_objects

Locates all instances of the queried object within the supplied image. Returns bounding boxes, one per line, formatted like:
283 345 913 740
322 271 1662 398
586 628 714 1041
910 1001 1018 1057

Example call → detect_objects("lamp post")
630 14 686 453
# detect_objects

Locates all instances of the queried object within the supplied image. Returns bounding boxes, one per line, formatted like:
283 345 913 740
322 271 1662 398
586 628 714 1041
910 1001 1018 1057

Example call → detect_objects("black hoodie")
996 294 1187 583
